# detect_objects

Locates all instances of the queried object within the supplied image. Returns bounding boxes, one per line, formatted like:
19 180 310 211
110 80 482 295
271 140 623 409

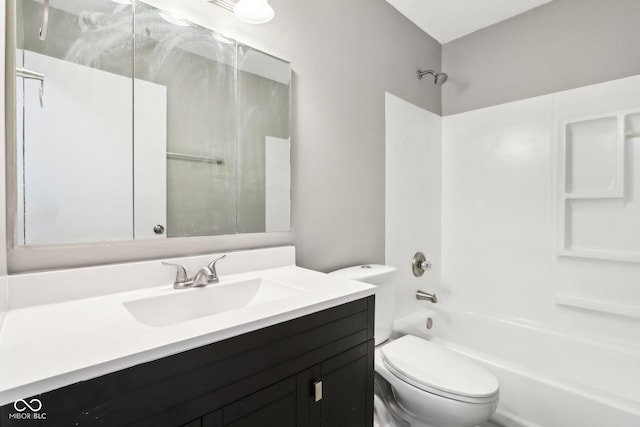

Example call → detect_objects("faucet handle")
207 255 227 274
162 262 193 288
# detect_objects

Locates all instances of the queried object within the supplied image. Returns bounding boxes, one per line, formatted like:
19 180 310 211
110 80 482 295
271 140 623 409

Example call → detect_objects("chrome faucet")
163 255 227 289
416 290 438 304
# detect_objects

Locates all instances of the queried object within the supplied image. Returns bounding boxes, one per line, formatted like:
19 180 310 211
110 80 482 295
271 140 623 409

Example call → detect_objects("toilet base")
374 373 409 427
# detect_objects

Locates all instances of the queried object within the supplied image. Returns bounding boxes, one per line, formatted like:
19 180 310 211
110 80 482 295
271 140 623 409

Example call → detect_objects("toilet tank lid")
328 264 397 283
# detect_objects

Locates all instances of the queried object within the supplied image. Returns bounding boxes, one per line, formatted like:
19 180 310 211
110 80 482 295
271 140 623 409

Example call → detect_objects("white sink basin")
123 277 304 327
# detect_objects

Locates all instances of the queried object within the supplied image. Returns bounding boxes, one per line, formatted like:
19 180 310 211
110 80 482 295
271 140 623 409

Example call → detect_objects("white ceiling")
386 0 554 44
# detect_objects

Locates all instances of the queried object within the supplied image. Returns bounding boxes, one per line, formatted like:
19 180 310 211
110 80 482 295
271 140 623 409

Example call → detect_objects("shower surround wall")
385 4 640 424
385 93 441 317
438 74 640 426
442 76 640 344
386 79 640 426
437 0 640 367
431 1 640 423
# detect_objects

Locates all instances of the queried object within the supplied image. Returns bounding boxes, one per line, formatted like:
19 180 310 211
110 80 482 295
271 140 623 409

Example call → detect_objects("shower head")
434 72 448 85
417 69 448 86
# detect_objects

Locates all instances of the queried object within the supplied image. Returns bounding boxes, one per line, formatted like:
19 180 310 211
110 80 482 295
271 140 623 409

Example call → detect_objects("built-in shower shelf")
561 115 623 197
556 294 640 319
564 192 622 200
557 110 640 263
557 248 640 264
626 111 640 139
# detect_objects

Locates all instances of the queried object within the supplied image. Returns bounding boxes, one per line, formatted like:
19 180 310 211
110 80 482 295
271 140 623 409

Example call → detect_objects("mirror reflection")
14 0 291 246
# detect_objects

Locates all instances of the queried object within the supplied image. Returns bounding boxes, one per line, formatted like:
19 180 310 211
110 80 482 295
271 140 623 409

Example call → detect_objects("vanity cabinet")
1 297 374 427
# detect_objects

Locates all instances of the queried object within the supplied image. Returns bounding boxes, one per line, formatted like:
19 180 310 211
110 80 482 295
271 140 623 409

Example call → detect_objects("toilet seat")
381 335 499 404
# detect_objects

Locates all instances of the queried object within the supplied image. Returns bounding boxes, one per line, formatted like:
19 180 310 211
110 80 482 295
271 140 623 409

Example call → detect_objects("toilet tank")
329 265 397 345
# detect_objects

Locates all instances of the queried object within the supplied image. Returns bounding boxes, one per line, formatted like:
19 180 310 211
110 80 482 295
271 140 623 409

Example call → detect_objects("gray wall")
273 0 442 271
442 0 640 115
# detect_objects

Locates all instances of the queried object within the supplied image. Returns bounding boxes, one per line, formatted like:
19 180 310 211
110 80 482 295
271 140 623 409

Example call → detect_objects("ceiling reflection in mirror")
14 0 291 246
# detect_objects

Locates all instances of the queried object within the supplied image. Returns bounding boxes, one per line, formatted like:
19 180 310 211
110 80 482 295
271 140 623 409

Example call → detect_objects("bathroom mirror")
12 0 291 246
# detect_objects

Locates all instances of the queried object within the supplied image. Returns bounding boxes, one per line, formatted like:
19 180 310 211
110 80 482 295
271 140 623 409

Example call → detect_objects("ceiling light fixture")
233 0 274 24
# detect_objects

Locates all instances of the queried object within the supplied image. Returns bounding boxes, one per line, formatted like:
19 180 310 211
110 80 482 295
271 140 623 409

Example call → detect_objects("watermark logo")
8 398 46 420
14 399 42 413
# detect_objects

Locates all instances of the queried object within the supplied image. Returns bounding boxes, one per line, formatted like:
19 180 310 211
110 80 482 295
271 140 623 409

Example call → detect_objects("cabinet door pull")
314 380 323 402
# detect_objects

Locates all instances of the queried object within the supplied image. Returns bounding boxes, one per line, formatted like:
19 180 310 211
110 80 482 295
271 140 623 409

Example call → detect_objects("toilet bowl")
330 265 499 427
376 336 498 427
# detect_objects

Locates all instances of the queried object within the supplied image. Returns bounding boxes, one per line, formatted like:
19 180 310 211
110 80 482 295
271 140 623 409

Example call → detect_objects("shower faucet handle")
412 252 432 277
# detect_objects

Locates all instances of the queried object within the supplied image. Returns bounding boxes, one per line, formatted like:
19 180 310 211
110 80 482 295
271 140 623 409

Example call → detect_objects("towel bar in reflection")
167 152 225 165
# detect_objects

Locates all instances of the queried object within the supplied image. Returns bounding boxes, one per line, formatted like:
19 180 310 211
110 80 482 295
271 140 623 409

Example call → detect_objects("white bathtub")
392 307 640 427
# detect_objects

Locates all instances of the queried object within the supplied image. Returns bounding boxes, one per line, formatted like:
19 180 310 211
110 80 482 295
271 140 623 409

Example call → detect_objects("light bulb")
233 0 274 24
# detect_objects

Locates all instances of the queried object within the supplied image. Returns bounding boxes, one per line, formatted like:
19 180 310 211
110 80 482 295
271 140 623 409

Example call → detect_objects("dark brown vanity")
1 297 374 427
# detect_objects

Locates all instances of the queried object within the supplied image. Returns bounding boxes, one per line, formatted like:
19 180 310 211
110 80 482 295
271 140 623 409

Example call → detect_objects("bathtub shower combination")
385 71 640 426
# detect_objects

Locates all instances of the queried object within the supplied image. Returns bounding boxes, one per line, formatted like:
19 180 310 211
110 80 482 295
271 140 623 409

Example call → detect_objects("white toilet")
330 265 499 427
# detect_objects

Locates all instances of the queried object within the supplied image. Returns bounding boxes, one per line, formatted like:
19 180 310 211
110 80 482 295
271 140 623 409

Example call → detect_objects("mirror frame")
5 0 293 273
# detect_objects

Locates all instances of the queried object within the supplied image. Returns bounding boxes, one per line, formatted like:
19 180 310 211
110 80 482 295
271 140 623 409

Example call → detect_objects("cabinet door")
301 342 374 427
222 377 297 427
321 345 370 427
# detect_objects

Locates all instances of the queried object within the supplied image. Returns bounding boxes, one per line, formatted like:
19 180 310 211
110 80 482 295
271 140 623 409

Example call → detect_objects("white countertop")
0 265 374 406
